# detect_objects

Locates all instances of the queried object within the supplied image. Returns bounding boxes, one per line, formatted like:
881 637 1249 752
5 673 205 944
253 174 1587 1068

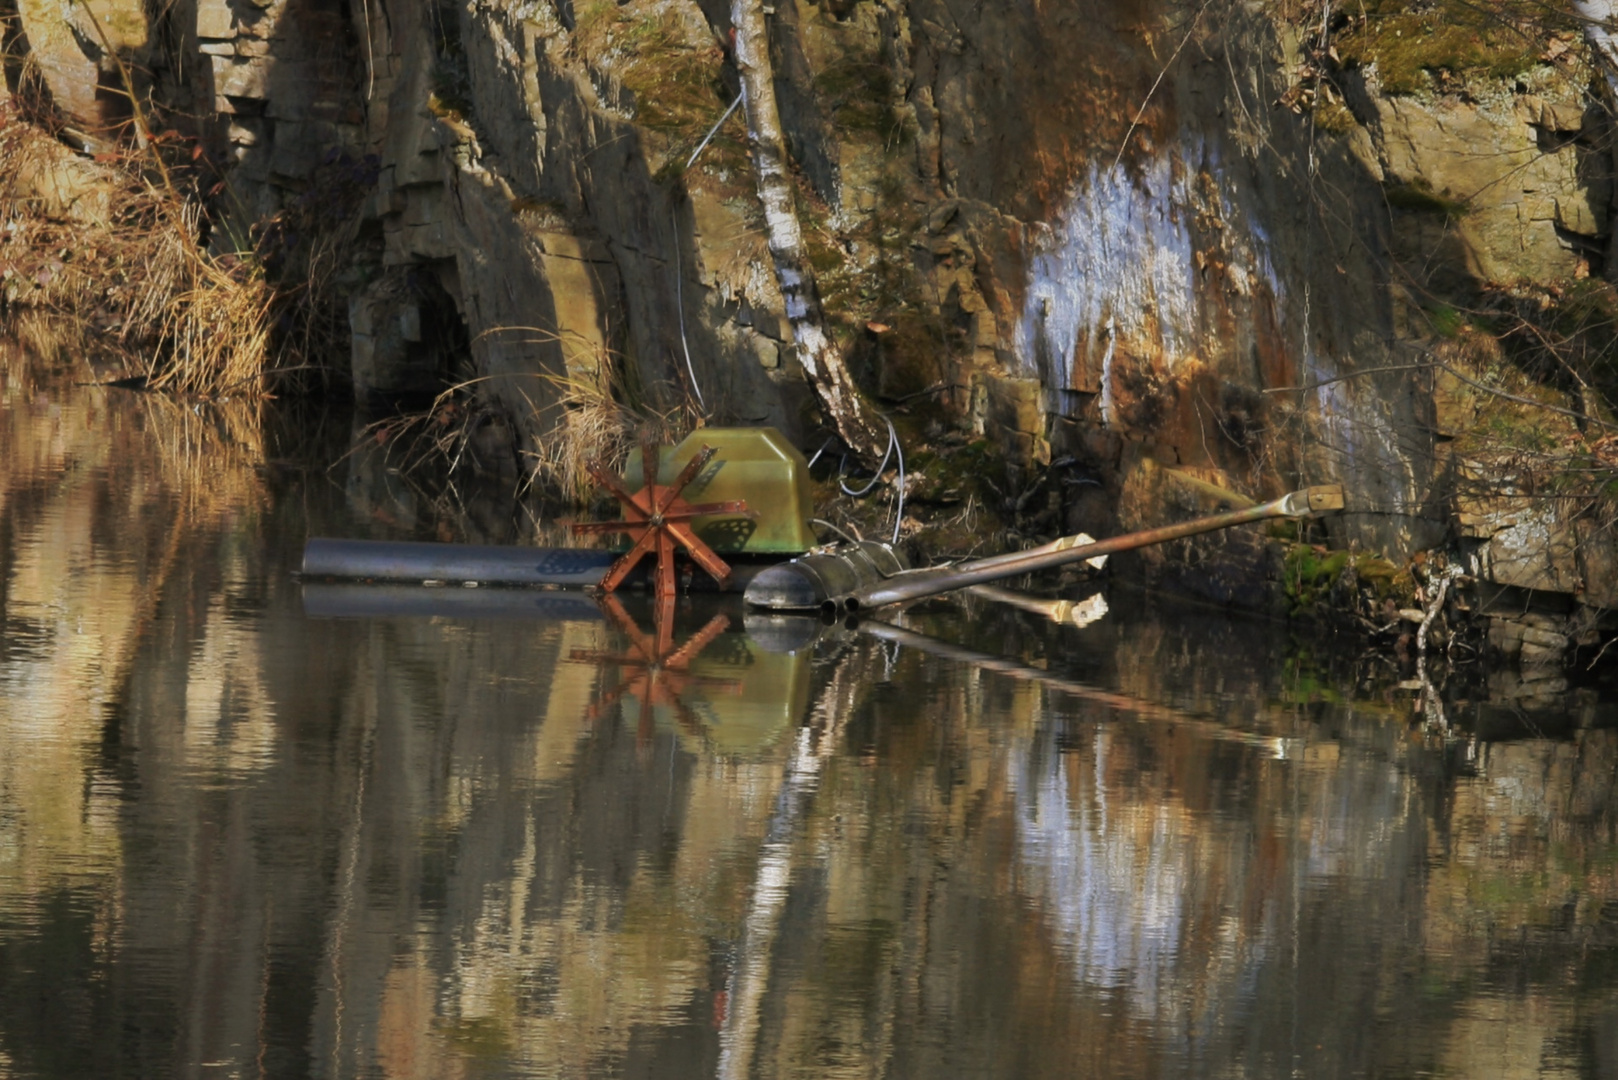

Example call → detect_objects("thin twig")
1111 0 1214 171
1262 362 1434 394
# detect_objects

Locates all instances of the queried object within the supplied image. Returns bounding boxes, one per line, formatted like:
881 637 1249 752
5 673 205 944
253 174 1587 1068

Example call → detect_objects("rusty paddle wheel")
570 439 752 601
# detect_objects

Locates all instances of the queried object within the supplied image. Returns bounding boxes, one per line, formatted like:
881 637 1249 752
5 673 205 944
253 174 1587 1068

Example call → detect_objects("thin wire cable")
672 210 704 410
836 417 906 544
889 419 905 544
686 93 744 172
1110 0 1212 171
1298 0 1333 488
838 429 893 497
669 93 744 414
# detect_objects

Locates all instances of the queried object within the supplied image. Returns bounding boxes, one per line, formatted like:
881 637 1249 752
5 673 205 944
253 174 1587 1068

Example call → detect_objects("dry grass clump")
530 368 696 505
522 327 700 503
353 328 699 508
0 102 300 398
138 201 277 397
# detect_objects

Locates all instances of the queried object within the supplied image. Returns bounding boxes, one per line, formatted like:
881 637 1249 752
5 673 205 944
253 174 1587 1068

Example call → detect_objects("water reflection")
3 347 1618 1078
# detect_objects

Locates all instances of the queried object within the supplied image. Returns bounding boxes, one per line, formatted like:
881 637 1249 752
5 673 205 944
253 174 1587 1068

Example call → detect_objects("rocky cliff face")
5 0 1615 624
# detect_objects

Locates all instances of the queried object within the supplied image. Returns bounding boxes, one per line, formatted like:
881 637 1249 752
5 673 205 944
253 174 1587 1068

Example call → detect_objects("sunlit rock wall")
8 0 1615 597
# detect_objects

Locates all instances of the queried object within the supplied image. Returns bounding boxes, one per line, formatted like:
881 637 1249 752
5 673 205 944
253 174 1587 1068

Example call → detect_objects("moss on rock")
1334 0 1573 96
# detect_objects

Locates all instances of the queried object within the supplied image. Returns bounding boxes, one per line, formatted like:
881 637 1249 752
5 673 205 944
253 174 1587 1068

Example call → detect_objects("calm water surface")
3 347 1618 1079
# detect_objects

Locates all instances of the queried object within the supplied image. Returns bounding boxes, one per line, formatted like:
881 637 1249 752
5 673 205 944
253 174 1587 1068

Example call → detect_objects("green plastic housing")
622 427 815 555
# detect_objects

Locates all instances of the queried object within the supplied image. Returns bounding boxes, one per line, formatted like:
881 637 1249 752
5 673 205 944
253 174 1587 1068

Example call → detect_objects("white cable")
836 418 905 544
686 93 743 173
890 419 905 545
669 93 745 412
838 429 892 497
672 209 704 409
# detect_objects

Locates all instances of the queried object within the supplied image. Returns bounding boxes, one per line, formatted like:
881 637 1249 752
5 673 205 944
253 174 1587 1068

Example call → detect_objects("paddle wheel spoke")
664 613 731 669
571 441 751 600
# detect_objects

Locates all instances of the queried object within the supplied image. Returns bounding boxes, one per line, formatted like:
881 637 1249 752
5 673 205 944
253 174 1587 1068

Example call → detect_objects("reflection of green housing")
688 636 811 756
623 428 816 555
620 629 812 757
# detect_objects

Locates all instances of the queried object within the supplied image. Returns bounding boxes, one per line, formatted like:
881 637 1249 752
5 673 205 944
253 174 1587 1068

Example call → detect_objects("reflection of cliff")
1014 727 1271 1031
0 347 272 1075
0 346 264 917
1427 736 1618 958
4 378 1618 1080
731 610 1618 1078
297 610 824 1078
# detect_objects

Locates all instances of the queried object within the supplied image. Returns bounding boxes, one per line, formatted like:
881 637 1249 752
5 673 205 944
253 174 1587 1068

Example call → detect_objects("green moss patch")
1285 544 1414 612
572 3 739 176
813 48 898 138
1312 98 1359 135
1334 0 1574 96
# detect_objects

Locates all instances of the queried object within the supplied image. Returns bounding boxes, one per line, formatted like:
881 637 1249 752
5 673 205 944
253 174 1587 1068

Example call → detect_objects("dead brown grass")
518 327 700 504
0 103 293 398
349 327 700 507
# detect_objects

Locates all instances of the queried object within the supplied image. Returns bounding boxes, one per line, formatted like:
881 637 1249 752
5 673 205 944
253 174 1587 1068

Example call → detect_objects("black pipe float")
739 541 910 614
300 579 828 655
303 538 616 587
301 537 775 591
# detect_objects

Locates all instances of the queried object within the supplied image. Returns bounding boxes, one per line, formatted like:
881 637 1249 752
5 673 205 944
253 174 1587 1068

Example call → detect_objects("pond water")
3 345 1618 1079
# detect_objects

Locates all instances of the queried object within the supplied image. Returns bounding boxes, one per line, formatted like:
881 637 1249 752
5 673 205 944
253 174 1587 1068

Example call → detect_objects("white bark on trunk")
1575 2 1618 278
1577 0 1618 92
729 0 887 461
715 647 866 1080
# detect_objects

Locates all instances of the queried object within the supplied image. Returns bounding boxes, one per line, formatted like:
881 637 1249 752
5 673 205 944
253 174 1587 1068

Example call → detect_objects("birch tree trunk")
729 0 889 462
1575 1 1618 280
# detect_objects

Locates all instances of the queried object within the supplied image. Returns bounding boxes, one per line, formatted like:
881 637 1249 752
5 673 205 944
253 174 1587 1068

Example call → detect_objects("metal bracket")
1306 484 1346 515
1281 484 1346 518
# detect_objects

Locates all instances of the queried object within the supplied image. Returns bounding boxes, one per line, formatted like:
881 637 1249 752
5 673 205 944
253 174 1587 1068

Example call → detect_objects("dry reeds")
517 327 700 504
350 326 700 508
531 367 644 505
145 204 275 397
0 99 333 399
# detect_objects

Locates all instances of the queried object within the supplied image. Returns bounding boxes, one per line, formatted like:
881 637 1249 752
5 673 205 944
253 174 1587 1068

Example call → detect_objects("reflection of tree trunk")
324 691 379 1078
729 0 886 462
716 642 874 1080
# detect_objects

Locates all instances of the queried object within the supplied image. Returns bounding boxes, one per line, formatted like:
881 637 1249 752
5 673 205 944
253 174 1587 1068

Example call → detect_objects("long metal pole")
849 485 1344 611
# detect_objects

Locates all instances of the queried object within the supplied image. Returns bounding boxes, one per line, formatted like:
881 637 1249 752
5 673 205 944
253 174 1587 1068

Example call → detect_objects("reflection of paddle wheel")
571 440 752 600
571 594 740 747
